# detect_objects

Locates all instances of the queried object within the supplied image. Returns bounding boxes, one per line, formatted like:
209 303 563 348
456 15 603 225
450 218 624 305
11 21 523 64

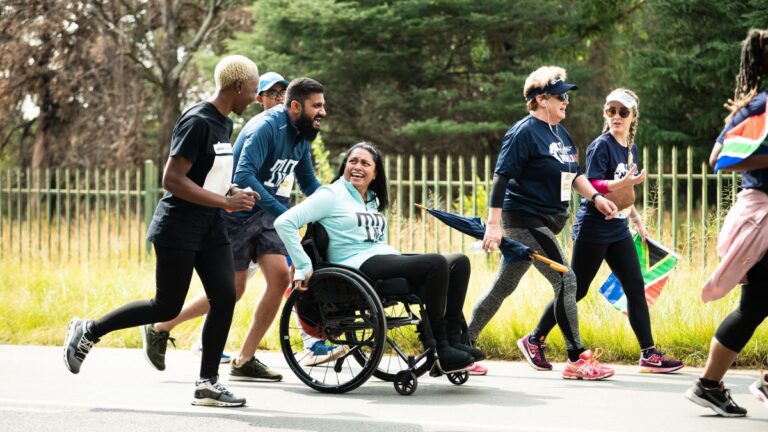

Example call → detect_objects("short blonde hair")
214 55 259 90
524 66 567 110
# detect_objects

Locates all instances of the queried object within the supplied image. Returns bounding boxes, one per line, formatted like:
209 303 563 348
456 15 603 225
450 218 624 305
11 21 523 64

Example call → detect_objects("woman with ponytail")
519 88 684 375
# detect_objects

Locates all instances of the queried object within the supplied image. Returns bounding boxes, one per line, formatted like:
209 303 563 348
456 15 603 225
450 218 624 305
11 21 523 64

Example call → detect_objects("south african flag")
715 111 768 171
598 233 679 315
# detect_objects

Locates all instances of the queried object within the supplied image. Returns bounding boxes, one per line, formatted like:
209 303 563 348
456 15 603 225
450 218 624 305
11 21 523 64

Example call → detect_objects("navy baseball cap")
525 77 578 100
258 72 289 94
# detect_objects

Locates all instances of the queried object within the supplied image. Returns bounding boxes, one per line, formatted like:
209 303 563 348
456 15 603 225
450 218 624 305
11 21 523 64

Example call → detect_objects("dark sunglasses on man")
605 106 631 118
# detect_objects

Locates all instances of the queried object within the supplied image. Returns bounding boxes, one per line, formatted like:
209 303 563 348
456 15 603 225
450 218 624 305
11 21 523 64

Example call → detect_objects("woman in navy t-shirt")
529 88 683 374
468 66 618 380
685 28 768 417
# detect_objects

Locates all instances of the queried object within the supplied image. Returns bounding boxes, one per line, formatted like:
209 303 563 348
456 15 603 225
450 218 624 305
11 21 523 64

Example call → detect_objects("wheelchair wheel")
394 370 418 395
353 301 435 382
447 371 469 385
279 267 387 394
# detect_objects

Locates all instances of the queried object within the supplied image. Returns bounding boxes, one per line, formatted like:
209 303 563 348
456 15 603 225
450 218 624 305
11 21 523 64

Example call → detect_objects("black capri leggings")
715 253 768 352
90 243 237 378
533 235 655 350
359 253 470 340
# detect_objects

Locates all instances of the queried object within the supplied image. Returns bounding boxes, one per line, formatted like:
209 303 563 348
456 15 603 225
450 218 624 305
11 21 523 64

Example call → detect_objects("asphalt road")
1 345 766 432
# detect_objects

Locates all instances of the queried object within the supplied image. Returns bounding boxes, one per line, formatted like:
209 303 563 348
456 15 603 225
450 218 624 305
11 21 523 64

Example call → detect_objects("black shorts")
223 210 288 271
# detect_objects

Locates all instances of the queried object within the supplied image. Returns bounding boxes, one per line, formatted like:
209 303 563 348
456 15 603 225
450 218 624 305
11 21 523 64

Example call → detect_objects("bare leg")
234 254 289 366
701 338 739 382
155 273 249 333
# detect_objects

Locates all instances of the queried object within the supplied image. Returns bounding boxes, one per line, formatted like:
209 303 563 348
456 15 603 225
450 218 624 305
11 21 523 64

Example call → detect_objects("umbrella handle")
531 252 569 273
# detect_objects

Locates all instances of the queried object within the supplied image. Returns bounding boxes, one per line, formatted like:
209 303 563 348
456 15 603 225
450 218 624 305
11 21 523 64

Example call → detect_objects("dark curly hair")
335 142 389 212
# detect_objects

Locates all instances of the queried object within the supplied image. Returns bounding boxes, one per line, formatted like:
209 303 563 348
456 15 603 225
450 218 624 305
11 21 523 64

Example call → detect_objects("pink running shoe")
562 349 614 381
639 347 684 373
468 363 488 376
517 335 553 371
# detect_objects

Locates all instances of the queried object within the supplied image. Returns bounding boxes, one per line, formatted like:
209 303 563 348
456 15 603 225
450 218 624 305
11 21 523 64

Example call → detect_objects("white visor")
605 90 637 109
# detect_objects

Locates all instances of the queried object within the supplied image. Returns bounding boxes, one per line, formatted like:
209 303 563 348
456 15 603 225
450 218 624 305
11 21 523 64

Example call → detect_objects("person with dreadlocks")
519 88 684 375
684 28 768 418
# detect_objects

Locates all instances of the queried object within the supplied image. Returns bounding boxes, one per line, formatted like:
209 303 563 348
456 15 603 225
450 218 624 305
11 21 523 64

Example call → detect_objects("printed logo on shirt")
356 212 386 243
614 162 629 180
549 142 578 164
213 142 233 155
264 158 299 188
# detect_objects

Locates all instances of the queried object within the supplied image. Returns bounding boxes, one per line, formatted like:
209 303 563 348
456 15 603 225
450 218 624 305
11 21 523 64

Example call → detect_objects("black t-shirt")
572 132 640 243
716 90 768 193
146 102 234 250
495 115 581 215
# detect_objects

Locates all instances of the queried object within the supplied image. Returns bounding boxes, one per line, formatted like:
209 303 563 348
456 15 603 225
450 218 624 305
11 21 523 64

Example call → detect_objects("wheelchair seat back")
301 222 410 297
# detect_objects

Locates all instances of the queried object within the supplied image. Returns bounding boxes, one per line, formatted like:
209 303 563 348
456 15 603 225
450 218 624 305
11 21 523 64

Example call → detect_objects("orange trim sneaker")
562 349 614 381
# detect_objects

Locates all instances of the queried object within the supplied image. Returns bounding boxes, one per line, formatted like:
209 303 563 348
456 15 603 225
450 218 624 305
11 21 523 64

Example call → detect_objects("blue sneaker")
303 340 346 366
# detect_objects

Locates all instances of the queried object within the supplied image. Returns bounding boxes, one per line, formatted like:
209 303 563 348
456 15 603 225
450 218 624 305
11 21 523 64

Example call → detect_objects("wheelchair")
279 223 470 395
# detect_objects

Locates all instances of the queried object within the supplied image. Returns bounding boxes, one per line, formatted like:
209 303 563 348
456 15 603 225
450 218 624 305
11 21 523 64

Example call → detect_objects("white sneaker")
192 376 245 407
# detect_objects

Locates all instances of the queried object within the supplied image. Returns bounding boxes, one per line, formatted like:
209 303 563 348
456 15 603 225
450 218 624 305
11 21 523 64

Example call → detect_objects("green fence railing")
0 146 741 264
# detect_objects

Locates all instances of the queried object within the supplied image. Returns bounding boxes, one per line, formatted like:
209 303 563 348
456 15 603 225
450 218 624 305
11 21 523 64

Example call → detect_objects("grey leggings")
467 212 583 352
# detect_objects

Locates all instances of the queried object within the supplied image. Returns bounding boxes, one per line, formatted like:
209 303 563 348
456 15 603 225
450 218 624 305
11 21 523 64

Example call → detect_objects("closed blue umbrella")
416 204 569 273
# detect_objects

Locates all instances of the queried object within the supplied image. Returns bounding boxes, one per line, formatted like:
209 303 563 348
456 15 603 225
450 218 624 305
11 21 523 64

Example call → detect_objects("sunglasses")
605 106 632 118
546 93 569 102
262 88 286 99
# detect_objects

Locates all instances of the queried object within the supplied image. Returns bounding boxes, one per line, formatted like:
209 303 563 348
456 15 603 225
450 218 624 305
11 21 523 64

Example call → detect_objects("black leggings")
91 243 236 379
715 253 768 352
359 253 470 341
533 235 654 350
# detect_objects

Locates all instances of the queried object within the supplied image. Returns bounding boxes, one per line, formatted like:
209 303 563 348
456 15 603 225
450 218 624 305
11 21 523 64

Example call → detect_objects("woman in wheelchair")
275 142 485 372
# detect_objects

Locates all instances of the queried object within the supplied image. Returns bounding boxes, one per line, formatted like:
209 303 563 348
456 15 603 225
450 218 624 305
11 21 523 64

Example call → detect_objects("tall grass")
1 211 767 368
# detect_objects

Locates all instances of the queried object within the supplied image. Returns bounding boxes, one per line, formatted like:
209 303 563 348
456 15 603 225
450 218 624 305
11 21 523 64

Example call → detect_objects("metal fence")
0 146 740 264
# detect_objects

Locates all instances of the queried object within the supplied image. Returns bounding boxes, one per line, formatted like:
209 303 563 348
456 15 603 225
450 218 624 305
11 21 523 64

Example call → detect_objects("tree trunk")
157 84 181 165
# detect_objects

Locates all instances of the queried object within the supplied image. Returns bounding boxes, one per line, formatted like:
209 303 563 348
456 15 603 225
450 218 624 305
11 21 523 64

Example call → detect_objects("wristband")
631 215 641 223
590 192 605 202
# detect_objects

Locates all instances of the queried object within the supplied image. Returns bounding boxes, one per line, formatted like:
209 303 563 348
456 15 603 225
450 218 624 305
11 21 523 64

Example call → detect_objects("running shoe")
468 363 488 376
517 334 553 371
562 349 614 380
639 347 684 373
63 318 99 374
302 340 346 366
685 380 747 417
229 356 283 382
192 375 246 407
749 371 768 408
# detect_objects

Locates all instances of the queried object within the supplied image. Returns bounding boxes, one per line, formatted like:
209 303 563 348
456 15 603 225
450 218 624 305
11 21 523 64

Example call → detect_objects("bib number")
560 172 576 201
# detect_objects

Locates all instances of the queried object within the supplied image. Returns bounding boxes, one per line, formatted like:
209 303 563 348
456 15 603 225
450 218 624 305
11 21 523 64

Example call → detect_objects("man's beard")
296 111 320 141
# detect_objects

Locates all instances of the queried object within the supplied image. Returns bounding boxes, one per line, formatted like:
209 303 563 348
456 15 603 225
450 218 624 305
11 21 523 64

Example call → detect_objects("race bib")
276 172 295 198
560 172 577 201
203 142 233 196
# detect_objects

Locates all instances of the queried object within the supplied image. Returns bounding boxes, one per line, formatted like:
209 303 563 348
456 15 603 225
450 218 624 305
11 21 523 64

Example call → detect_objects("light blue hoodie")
274 177 399 280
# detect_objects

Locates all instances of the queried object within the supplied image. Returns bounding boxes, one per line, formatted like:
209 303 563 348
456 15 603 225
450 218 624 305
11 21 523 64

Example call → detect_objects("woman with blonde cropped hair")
527 87 683 375
63 55 261 407
468 66 618 380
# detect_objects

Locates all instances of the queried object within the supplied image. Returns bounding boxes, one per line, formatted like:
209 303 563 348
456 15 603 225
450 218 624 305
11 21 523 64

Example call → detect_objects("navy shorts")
223 210 288 271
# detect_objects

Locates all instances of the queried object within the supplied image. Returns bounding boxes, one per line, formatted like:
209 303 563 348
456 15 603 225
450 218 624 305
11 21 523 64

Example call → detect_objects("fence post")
143 160 155 256
701 162 708 266
686 146 692 262
656 146 664 240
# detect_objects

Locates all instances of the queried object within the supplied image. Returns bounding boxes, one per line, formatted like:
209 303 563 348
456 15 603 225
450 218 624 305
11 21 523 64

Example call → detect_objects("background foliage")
2 0 768 168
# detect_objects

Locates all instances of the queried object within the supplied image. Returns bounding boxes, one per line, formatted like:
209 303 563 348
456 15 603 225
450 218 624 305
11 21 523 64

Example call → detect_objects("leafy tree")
89 0 252 163
623 0 766 160
227 0 643 157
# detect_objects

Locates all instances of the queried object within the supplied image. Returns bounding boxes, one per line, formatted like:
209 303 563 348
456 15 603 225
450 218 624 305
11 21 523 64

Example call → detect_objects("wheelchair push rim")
279 267 387 394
